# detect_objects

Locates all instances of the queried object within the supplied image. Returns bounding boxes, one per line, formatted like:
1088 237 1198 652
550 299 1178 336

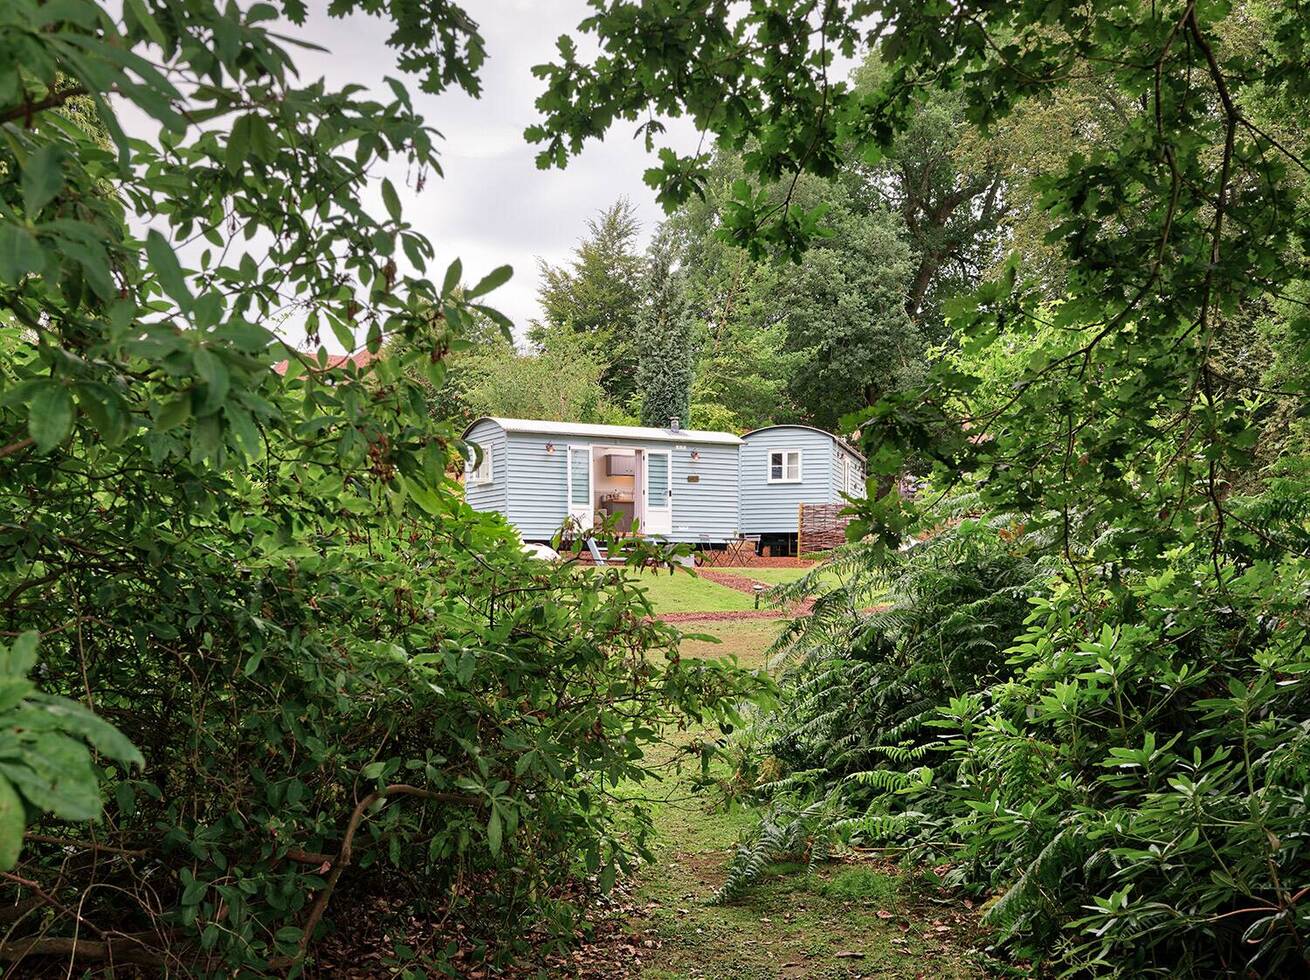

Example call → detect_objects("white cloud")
282 0 701 343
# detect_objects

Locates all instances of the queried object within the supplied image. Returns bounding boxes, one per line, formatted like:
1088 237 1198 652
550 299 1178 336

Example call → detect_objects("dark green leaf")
145 229 193 308
466 264 512 299
0 224 45 284
30 694 144 767
0 775 23 872
441 257 462 297
193 347 230 412
28 384 74 452
381 178 403 222
22 145 65 216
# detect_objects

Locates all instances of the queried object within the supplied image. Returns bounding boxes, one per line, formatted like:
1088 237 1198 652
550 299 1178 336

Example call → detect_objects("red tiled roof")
273 350 378 376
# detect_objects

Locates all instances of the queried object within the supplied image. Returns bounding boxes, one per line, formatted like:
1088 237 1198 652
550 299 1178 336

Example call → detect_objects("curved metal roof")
462 416 742 446
741 423 866 462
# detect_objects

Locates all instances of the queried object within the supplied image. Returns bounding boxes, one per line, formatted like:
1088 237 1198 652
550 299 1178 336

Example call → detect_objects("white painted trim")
643 448 673 535
766 448 803 484
467 443 493 484
566 444 594 527
743 423 865 462
465 416 741 445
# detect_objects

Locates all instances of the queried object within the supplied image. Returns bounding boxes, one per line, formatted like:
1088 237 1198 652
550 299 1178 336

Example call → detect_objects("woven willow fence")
796 503 852 554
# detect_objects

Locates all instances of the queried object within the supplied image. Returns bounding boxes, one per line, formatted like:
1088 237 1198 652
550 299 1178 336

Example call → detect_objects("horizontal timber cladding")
505 431 740 543
505 433 569 540
797 502 854 554
462 418 508 516
738 426 837 534
671 442 739 542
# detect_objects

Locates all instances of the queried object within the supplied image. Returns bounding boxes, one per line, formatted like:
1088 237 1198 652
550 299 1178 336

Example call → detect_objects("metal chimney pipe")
669 416 680 431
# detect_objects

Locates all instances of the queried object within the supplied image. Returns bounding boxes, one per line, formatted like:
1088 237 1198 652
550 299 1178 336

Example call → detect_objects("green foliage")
725 515 1310 975
763 519 1043 783
780 196 924 430
714 791 843 905
636 234 693 427
652 79 999 432
660 154 805 431
942 551 1310 975
533 198 646 404
534 0 1310 565
531 2 1310 976
0 632 142 870
461 330 633 425
0 1 760 973
847 55 1006 334
534 59 1004 436
820 866 898 902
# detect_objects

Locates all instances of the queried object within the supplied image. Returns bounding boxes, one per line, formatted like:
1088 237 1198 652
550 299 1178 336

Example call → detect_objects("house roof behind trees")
272 350 378 376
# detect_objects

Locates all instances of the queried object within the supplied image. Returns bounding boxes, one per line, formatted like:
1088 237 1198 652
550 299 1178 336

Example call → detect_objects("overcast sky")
279 0 701 346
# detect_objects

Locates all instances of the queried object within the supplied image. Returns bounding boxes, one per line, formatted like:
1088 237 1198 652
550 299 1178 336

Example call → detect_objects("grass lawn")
587 563 854 618
731 566 886 608
723 566 814 586
733 566 841 591
577 617 983 979
675 618 785 669
624 568 757 615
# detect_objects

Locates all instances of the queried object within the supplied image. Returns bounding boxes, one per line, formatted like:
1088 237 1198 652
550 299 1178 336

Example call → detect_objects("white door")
643 449 672 536
566 445 593 530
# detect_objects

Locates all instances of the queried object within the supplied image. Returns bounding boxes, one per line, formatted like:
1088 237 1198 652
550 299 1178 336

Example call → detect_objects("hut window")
768 449 802 483
468 444 493 484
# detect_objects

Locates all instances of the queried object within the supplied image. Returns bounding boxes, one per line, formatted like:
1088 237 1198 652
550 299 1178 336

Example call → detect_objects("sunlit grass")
624 567 757 614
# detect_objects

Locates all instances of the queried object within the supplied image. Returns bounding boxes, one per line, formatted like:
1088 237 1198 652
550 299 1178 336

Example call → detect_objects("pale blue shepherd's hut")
462 417 742 543
738 425 866 546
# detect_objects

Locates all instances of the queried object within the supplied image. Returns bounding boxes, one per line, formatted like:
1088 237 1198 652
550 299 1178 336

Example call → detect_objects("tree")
636 235 693 427
531 0 1310 566
661 154 802 430
0 1 760 973
690 315 799 432
532 198 645 403
656 145 931 432
464 330 632 423
531 3 1310 974
846 57 1006 334
782 195 922 430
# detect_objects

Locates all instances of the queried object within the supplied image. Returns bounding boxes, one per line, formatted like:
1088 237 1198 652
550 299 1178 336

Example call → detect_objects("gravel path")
657 608 798 623
697 569 772 593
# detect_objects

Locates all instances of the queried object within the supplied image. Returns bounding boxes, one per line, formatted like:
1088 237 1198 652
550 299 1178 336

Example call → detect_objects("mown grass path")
559 619 984 979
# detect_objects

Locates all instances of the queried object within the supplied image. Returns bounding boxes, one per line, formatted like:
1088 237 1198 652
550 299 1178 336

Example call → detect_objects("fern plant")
724 488 1310 976
716 515 1046 898
713 791 845 904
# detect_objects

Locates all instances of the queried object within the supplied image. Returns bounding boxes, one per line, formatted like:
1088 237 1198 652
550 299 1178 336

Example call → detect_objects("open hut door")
566 445 593 530
643 449 672 536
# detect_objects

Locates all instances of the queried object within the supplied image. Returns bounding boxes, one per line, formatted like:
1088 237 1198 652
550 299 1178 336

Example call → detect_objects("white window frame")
767 448 802 484
467 444 493 485
839 453 863 495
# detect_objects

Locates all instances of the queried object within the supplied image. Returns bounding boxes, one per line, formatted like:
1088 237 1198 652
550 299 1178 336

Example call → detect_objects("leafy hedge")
0 324 759 972
0 1 761 972
728 519 1310 976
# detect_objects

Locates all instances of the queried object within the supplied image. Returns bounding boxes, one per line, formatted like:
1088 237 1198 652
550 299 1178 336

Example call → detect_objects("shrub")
726 518 1310 976
941 551 1310 975
0 4 761 970
0 344 761 972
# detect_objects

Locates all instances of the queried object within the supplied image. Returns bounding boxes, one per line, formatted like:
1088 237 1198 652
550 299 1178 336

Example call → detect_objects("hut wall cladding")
797 503 852 554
